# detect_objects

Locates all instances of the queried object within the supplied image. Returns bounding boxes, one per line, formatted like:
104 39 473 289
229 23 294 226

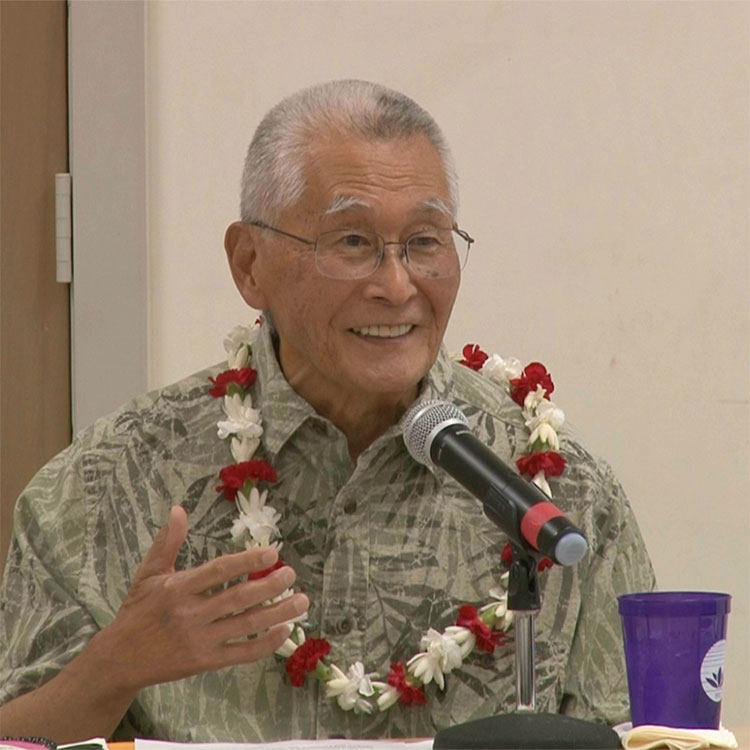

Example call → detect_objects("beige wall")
144 1 749 726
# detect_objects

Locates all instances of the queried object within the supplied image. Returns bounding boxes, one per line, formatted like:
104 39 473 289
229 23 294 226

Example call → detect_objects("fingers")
134 508 278 595
171 545 278 595
134 506 189 582
219 622 297 669
162 506 189 571
110 510 313 688
211 591 309 644
205 564 296 619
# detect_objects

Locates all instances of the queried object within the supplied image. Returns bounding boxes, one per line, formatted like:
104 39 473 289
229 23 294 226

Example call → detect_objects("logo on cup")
700 639 726 703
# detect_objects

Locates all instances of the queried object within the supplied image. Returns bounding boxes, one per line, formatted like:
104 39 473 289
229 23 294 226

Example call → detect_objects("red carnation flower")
285 637 331 687
208 367 258 398
501 542 514 566
216 459 278 501
248 558 285 581
502 542 553 572
516 450 566 479
456 605 507 653
509 363 554 406
536 557 554 573
460 344 489 372
386 662 427 706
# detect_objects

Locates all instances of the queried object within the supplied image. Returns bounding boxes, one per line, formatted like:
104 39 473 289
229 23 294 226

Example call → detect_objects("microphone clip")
507 544 542 613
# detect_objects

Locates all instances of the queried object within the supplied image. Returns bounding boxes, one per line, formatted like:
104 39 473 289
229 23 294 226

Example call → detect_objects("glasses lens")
406 229 467 278
313 227 471 279
315 230 382 279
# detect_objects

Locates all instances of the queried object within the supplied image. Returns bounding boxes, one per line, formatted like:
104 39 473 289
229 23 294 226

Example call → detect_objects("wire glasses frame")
247 219 474 280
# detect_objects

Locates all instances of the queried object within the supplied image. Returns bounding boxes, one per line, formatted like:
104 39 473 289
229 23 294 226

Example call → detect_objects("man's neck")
325 392 416 462
283 374 416 461
273 335 421 460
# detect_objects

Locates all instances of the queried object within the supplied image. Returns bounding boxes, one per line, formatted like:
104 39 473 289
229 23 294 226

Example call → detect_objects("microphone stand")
433 543 621 749
507 547 540 714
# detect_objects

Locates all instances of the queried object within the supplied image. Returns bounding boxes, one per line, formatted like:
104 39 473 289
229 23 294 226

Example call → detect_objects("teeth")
351 324 413 338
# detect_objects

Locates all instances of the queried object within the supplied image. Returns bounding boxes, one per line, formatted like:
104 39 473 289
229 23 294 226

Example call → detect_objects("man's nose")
364 243 417 303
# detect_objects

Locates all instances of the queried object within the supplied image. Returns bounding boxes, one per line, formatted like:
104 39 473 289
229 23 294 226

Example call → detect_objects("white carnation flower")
276 624 306 657
531 399 565 429
523 384 548 412
325 662 376 714
232 487 280 546
481 354 523 385
444 625 476 658
482 580 514 630
375 683 400 711
275 637 298 658
230 435 260 462
532 470 552 498
230 518 247 544
527 400 565 449
529 423 560 450
406 628 463 690
228 346 250 370
217 392 263 440
224 323 261 368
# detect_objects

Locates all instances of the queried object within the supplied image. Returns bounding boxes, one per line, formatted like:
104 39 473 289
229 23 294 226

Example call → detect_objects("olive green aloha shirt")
0 324 655 740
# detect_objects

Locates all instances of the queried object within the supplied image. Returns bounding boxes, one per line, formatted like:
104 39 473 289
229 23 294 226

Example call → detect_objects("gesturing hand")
91 506 308 691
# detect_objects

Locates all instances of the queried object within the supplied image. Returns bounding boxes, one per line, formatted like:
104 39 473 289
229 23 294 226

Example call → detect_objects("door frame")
0 0 71 574
68 0 148 432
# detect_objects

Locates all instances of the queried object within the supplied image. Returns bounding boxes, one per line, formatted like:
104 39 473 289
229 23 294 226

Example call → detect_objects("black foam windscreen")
432 713 622 749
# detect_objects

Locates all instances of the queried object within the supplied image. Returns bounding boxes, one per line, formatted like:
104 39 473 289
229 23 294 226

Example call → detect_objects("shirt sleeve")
560 460 656 724
0 437 100 706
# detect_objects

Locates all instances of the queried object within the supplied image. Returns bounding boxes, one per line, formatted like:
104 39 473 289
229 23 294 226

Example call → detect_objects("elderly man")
0 80 654 742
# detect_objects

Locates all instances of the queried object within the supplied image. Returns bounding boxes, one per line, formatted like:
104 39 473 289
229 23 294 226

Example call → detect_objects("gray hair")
239 80 459 223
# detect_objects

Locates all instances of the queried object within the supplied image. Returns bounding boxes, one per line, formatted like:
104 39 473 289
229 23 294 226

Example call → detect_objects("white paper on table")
137 738 433 750
59 740 109 750
612 722 738 750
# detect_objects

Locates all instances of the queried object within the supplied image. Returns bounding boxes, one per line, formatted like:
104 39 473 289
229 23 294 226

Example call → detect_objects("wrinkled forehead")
297 134 454 222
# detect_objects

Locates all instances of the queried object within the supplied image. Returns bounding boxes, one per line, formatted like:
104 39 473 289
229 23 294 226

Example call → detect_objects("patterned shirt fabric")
0 323 655 740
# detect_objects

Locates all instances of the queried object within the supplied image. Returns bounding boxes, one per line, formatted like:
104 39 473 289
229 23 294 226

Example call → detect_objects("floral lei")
209 322 567 714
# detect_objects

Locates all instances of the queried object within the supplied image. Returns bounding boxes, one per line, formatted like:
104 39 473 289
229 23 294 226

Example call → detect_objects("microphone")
402 400 587 566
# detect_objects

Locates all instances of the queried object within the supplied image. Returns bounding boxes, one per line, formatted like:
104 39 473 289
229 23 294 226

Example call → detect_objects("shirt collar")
252 320 457 458
252 322 317 457
417 342 455 403
394 343 457 479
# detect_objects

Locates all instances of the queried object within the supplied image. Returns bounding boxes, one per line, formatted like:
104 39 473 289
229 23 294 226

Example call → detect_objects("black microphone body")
404 402 610 749
403 401 587 566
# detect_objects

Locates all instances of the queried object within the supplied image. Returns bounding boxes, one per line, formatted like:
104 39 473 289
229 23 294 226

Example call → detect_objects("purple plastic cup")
618 591 731 729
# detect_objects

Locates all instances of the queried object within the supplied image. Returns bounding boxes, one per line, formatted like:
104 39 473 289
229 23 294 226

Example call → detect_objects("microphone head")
554 531 588 566
402 399 468 466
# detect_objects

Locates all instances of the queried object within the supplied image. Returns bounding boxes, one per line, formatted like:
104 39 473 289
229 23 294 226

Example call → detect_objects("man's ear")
224 221 268 309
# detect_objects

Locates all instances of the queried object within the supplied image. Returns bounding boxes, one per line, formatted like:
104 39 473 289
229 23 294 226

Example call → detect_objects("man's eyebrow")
323 195 372 215
323 195 454 218
418 197 453 218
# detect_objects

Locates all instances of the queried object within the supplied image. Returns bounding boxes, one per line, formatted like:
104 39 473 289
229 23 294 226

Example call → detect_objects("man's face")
231 134 460 413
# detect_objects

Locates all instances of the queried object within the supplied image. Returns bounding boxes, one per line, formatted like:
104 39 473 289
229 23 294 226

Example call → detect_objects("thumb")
134 505 188 581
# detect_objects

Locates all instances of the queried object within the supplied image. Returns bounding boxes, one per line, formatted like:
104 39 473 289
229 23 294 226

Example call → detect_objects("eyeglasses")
248 220 474 280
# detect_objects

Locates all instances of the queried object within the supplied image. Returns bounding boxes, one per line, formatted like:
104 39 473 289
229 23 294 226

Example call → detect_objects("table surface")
736 726 749 748
109 726 750 749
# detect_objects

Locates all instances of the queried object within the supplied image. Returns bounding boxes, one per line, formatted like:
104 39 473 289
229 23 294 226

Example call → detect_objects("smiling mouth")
350 324 414 338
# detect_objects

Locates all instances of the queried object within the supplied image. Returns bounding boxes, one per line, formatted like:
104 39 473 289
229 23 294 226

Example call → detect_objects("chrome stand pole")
514 610 538 711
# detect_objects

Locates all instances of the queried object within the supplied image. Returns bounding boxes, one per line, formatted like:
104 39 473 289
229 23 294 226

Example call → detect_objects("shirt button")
343 499 357 514
336 617 353 634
